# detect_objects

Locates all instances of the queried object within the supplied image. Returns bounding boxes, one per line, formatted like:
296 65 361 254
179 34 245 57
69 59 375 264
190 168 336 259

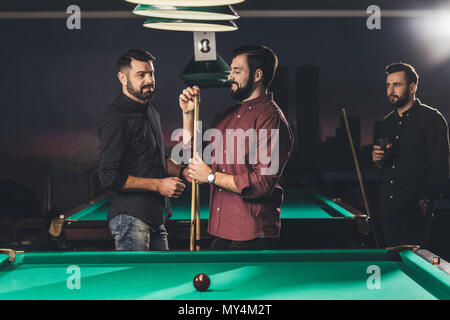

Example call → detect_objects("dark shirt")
205 93 294 241
98 92 169 226
378 99 449 203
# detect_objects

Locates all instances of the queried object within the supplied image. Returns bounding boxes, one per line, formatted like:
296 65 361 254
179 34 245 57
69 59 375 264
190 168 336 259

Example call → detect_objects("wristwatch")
206 170 216 184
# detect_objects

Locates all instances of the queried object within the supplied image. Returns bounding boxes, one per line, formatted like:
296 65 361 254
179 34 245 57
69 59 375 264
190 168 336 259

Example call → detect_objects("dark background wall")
2 16 450 162
1 9 450 241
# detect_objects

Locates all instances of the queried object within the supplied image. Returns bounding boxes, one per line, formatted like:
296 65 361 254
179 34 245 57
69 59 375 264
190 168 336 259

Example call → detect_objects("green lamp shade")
126 0 244 7
180 54 231 88
143 17 237 32
133 4 239 20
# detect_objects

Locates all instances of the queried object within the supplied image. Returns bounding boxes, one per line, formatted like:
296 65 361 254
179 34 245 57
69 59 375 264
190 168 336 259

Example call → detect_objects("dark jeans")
210 236 279 250
109 214 169 251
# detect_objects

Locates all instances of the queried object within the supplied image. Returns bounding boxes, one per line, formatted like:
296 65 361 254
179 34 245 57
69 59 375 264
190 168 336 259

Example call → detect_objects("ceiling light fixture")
133 4 239 20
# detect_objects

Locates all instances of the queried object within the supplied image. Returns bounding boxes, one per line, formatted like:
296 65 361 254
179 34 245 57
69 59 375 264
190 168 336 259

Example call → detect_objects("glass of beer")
376 138 389 150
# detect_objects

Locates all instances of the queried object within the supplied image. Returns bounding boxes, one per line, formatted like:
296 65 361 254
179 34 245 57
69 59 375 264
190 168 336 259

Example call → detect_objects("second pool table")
53 187 369 250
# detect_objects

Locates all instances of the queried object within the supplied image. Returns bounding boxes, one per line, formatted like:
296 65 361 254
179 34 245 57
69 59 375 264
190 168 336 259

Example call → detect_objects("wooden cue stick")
194 95 201 251
190 95 199 251
195 183 200 251
341 108 381 248
189 168 196 251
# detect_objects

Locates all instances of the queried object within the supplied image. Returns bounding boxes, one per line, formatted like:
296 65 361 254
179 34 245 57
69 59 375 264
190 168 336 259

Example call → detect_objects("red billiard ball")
193 273 210 291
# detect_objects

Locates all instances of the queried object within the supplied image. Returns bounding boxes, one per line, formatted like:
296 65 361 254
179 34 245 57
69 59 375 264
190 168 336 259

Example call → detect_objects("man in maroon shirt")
179 45 294 250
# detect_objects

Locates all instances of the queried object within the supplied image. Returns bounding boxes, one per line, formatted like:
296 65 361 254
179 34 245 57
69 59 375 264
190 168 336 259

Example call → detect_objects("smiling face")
119 58 155 102
386 71 415 108
228 54 255 101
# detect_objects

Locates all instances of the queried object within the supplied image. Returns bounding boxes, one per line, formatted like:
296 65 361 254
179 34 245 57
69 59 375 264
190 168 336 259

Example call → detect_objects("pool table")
0 246 449 300
53 187 370 250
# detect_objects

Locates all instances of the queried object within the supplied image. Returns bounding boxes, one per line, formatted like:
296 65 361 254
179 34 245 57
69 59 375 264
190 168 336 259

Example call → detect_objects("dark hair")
117 49 155 72
232 45 278 88
385 62 419 86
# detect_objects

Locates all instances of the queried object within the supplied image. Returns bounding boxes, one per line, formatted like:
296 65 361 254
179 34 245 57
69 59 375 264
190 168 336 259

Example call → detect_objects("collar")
396 98 420 118
240 92 273 109
119 91 147 113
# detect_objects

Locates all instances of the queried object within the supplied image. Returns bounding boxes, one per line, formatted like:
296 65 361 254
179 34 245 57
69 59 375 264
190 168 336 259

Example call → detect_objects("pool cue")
195 183 200 251
341 108 381 248
190 94 200 251
189 180 196 251
195 95 201 251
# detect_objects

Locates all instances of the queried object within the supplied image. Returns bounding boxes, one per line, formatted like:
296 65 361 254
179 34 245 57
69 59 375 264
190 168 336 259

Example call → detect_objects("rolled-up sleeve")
234 112 294 199
98 112 128 191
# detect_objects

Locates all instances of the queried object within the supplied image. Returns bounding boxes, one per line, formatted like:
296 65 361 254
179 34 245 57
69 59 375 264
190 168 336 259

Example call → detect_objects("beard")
230 76 255 101
127 80 154 101
388 91 410 109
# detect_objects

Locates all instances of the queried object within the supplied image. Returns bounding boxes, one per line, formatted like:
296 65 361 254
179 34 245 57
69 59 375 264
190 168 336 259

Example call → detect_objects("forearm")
121 175 160 193
213 172 239 194
167 158 185 177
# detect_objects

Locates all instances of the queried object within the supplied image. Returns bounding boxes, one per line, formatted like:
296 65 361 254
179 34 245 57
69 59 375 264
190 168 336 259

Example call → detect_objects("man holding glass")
372 62 449 247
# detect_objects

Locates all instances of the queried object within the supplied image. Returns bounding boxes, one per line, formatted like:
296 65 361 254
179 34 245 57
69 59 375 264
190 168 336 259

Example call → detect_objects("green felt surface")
67 188 353 221
1 250 449 300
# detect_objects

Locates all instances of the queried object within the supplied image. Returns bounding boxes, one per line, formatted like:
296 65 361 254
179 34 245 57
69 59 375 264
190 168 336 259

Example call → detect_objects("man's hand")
188 153 212 184
180 166 193 183
372 145 384 162
179 86 200 114
372 144 392 164
157 177 185 198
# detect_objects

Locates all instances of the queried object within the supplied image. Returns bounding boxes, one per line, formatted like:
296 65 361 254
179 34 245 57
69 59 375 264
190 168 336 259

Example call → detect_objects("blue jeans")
109 214 169 251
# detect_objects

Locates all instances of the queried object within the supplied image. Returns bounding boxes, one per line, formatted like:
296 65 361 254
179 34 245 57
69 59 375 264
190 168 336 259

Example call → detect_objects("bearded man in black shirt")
98 49 189 250
372 62 450 247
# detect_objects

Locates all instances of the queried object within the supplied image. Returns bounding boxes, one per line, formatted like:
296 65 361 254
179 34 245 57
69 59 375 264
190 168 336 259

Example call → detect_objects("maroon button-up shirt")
205 93 294 241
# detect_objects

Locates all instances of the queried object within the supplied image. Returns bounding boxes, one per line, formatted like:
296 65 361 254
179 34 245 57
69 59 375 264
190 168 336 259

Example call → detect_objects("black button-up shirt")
98 92 169 226
378 99 449 202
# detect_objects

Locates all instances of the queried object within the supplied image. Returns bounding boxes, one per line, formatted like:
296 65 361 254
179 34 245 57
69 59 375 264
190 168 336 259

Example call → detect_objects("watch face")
207 173 214 183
